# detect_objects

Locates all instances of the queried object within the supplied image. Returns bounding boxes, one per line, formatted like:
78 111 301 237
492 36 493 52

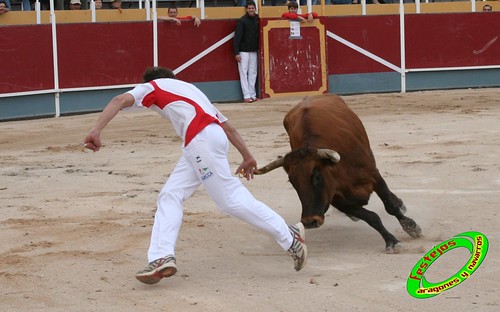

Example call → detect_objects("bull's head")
256 148 340 229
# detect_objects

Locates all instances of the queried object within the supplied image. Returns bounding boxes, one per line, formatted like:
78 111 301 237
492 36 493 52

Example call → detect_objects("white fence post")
49 0 60 117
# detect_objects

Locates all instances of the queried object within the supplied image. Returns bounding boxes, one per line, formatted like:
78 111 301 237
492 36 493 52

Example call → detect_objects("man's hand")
236 158 258 181
235 55 241 62
83 130 102 152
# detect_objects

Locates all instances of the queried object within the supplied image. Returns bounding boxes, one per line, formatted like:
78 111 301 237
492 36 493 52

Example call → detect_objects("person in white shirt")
83 66 307 285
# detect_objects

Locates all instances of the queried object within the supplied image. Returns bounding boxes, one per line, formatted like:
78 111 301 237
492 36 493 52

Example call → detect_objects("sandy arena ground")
0 88 499 311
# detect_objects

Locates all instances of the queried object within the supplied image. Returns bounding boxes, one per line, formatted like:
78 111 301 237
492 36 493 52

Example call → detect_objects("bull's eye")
311 168 323 187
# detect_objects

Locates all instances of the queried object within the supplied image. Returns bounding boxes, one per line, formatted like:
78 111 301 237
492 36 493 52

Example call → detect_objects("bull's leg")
334 201 401 253
374 175 422 238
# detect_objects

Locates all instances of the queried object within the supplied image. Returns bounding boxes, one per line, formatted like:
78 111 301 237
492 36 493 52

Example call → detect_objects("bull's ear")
317 149 340 163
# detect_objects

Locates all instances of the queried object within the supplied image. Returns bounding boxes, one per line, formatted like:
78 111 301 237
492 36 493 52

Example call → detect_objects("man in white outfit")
234 1 259 103
83 67 307 285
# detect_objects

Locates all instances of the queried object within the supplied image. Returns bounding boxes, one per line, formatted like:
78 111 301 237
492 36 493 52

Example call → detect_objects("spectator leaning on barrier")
158 6 201 27
69 0 81 10
483 4 492 12
0 0 9 15
233 1 259 103
282 1 318 23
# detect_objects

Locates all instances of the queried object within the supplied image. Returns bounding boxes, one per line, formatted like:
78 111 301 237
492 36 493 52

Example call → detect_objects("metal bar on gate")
0 84 139 99
91 0 96 22
407 65 500 72
201 0 205 20
400 0 406 93
173 32 235 75
36 0 41 24
152 0 158 66
49 0 61 117
326 31 401 73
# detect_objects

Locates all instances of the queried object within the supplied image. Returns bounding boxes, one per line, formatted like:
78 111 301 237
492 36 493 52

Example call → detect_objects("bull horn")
255 156 285 175
317 149 341 163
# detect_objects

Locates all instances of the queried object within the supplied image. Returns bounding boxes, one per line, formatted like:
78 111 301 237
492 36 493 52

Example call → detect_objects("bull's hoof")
386 242 403 254
400 218 422 238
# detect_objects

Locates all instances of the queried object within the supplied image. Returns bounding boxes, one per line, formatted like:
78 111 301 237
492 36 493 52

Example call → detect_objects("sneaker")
135 255 177 285
288 222 307 271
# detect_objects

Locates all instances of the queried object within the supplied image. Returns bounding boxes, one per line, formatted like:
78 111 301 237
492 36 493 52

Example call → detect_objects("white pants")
237 51 258 99
147 123 293 262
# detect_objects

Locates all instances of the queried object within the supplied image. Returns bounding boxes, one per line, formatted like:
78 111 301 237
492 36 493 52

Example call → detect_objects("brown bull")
256 94 421 253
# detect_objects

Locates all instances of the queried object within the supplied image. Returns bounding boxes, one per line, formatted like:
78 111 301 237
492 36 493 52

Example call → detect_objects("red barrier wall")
158 20 239 82
405 12 500 68
0 20 239 94
1 13 499 95
57 22 153 88
322 12 500 75
322 15 401 74
0 25 54 93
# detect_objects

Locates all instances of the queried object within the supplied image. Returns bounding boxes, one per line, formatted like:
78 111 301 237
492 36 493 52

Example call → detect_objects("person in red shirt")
159 6 201 27
282 1 318 23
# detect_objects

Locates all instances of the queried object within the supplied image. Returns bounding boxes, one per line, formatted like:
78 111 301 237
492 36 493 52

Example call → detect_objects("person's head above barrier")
0 0 9 15
94 0 103 9
483 4 492 12
69 0 81 10
246 1 257 17
288 1 299 13
111 0 122 9
168 6 179 18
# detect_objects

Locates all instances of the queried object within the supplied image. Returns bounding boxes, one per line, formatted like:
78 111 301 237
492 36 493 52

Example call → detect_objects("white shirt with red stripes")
126 78 228 146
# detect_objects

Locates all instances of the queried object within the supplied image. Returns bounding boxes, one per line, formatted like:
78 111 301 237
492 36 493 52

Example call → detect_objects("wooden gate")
260 19 328 98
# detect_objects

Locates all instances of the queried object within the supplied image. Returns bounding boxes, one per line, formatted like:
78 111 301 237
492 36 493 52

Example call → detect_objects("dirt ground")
1 88 499 311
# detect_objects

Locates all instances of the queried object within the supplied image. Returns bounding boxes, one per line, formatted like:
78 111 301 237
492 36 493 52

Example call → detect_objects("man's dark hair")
142 66 176 82
245 1 256 8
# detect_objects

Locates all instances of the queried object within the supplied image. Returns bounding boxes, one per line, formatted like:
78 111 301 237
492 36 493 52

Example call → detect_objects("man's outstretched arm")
83 93 135 152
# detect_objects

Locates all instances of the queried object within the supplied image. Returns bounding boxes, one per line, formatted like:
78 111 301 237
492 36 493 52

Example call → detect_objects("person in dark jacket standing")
233 1 259 103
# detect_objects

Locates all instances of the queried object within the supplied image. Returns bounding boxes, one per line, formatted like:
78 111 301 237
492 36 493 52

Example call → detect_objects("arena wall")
1 5 499 120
